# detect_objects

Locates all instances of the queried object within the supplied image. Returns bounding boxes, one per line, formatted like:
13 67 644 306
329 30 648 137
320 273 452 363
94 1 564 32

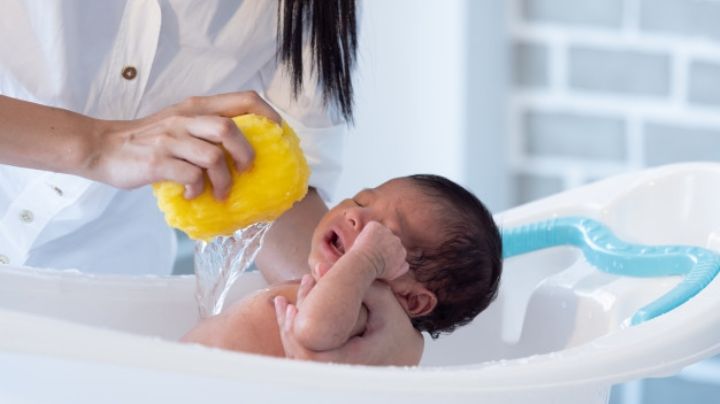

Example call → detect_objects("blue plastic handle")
501 217 720 325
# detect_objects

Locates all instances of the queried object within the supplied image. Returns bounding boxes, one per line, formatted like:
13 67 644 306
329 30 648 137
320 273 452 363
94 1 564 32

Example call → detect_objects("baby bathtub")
2 162 720 404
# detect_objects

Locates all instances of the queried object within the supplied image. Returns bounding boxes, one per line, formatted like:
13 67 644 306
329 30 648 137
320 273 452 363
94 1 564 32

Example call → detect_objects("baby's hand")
311 262 332 280
351 221 409 281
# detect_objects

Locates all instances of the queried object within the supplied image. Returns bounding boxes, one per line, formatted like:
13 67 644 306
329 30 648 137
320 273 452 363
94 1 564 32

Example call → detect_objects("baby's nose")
344 207 364 231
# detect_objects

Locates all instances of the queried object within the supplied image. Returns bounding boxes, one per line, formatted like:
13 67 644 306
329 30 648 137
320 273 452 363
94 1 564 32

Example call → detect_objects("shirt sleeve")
259 46 347 203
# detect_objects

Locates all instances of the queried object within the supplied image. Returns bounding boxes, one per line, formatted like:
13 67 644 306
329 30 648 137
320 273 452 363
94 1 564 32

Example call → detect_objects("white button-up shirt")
0 0 345 275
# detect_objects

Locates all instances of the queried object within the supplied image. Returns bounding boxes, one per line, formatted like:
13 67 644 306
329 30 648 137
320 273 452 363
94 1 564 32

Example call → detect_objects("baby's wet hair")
404 174 502 339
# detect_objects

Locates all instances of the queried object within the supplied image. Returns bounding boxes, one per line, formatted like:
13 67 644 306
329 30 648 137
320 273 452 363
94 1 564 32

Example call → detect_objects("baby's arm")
284 222 409 352
275 281 424 366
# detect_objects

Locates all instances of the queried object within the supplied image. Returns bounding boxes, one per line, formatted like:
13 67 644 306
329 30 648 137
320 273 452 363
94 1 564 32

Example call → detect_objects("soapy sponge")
153 114 309 240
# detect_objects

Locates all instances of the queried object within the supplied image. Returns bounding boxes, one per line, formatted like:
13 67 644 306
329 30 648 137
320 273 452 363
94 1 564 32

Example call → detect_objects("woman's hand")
82 91 281 199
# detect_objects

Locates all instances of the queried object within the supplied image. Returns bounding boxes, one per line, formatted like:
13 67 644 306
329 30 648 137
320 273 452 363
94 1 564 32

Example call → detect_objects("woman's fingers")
165 130 232 200
154 159 205 199
178 92 282 124
100 91 280 195
156 115 255 199
183 116 255 172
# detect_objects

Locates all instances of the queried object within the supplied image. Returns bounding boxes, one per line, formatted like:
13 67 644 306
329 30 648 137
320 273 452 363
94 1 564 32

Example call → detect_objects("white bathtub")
2 162 720 404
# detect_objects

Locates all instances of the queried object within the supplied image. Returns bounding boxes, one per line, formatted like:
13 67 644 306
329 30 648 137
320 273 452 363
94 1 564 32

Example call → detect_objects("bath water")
194 222 272 318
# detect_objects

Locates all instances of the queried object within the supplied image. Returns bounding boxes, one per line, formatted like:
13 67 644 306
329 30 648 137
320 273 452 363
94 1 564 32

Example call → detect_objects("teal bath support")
501 217 720 325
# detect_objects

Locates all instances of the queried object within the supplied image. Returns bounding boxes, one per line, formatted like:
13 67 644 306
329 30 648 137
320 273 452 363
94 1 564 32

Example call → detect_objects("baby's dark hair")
405 174 502 339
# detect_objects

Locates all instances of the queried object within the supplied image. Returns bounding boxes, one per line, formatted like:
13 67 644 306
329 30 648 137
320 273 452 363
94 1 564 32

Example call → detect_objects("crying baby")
181 175 502 366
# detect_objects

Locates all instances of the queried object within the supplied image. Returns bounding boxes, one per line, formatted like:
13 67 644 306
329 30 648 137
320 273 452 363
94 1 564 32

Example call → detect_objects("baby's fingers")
296 274 315 306
284 304 297 333
312 262 331 280
274 296 297 334
274 296 288 326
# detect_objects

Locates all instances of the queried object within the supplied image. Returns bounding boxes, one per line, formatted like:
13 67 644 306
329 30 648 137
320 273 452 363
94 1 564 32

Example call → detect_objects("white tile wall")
511 0 720 204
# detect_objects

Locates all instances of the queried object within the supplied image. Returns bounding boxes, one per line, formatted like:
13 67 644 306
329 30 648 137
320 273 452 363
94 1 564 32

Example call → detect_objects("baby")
181 174 502 366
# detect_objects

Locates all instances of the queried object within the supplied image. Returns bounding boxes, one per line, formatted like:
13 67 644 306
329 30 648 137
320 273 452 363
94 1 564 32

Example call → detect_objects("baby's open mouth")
328 230 346 256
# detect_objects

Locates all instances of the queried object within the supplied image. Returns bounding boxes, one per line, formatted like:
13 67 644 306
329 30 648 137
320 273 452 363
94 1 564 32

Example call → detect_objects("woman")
0 0 357 280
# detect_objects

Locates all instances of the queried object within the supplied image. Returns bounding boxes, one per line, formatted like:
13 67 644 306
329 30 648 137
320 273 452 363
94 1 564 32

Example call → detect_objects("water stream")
193 222 272 318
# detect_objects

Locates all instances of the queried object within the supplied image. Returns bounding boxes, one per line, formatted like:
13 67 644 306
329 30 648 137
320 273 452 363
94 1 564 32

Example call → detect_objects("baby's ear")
407 287 437 318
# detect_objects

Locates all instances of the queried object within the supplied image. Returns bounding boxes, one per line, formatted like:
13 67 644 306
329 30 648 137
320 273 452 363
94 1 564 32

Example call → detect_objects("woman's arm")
0 92 278 199
0 95 99 176
255 187 327 284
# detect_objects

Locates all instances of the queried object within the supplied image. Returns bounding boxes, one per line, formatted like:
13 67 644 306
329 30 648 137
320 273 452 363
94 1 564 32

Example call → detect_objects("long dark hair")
277 0 357 122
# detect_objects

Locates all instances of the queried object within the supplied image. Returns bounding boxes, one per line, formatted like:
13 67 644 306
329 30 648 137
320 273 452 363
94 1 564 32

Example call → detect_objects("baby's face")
308 178 443 279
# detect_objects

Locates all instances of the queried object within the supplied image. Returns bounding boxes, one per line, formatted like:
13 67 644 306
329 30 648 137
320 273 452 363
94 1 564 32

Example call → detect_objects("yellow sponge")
153 114 309 240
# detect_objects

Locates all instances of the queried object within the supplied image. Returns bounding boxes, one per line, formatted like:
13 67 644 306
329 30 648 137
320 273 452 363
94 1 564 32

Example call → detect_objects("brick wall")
511 0 720 204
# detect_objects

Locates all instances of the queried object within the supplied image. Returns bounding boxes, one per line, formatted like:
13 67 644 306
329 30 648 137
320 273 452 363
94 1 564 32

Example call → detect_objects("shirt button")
19 209 34 223
0 255 9 265
122 66 138 80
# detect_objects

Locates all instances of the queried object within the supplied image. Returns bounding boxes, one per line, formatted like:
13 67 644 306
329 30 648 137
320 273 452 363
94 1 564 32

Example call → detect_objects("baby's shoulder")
244 279 301 307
